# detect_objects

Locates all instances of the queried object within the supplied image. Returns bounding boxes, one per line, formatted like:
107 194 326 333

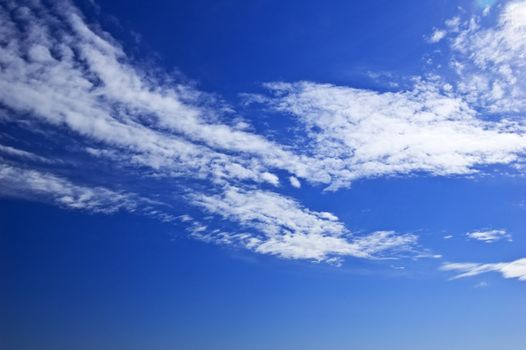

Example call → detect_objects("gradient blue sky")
1 0 526 349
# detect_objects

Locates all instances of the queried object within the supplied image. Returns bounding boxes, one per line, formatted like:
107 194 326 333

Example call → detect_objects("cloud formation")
0 0 421 263
466 229 512 243
2 0 525 268
190 186 419 261
264 80 526 190
434 0 526 114
442 258 526 281
0 163 139 213
0 0 310 186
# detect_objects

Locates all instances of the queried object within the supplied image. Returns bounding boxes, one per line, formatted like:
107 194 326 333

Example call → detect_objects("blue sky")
1 0 526 349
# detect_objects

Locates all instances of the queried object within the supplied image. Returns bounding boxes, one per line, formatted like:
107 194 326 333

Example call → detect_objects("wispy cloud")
444 0 526 114
428 29 446 43
0 163 139 213
189 186 420 261
0 0 304 186
263 80 526 190
441 258 526 281
474 281 489 288
466 229 512 243
0 144 53 163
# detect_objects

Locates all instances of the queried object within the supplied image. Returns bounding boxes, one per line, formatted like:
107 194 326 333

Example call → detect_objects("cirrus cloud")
441 258 526 281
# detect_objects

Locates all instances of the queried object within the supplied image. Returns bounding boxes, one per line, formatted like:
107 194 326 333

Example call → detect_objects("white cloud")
474 281 489 288
441 258 526 281
0 0 313 187
0 163 138 213
289 176 301 188
265 81 526 190
449 0 526 113
428 29 446 43
5 0 526 193
261 172 280 186
0 144 53 163
189 186 421 261
445 16 461 31
426 16 461 44
466 229 512 243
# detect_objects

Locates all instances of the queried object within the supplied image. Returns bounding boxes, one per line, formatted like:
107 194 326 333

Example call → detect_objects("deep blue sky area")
1 0 526 349
92 0 458 93
2 198 525 350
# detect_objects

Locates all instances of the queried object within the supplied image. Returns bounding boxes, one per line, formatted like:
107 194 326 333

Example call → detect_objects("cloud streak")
0 163 139 214
190 186 420 261
441 258 526 281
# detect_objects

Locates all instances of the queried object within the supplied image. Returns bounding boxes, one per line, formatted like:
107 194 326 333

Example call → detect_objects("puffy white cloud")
441 258 526 281
466 229 512 243
289 176 301 188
